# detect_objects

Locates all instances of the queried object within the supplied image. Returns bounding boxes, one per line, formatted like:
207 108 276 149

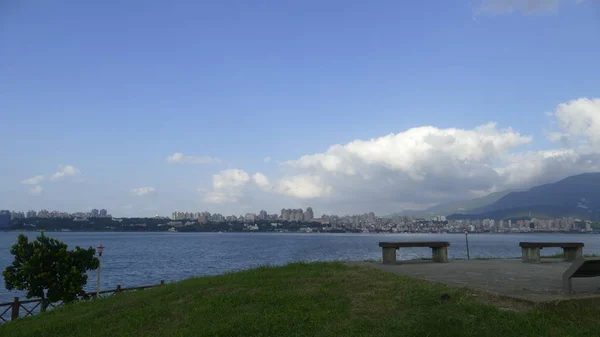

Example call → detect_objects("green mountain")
385 190 513 218
449 172 600 220
446 205 594 221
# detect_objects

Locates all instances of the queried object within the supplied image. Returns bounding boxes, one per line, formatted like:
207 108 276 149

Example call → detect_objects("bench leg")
432 247 448 263
521 247 541 263
382 247 397 264
563 276 572 294
563 247 583 262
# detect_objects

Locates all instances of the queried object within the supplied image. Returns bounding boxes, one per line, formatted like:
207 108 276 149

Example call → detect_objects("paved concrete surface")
358 259 600 302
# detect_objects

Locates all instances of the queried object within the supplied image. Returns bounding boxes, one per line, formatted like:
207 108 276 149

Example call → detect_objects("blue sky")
2 0 599 217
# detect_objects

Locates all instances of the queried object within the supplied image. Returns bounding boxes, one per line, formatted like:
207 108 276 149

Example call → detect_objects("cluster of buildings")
171 211 225 222
171 207 315 223
2 205 596 234
1 208 111 221
280 208 314 221
461 217 593 233
362 217 593 233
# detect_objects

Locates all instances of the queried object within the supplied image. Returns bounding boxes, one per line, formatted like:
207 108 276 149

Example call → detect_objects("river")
1 231 599 302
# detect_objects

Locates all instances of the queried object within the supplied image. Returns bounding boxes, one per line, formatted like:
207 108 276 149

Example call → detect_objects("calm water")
1 231 599 302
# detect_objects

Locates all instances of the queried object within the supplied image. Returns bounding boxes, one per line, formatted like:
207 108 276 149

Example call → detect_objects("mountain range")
388 172 600 221
385 190 514 218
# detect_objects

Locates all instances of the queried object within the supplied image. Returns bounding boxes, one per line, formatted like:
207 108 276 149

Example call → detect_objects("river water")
1 231 599 303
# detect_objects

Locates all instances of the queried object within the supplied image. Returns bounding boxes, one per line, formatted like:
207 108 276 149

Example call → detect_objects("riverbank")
4 229 600 234
2 262 600 337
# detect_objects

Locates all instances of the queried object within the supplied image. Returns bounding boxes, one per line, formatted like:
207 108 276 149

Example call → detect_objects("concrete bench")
519 242 584 263
563 258 600 293
378 241 450 264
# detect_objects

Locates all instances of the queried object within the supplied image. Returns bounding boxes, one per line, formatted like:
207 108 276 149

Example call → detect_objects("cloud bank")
202 97 600 214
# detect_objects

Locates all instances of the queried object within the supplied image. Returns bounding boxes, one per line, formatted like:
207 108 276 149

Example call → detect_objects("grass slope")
2 262 600 337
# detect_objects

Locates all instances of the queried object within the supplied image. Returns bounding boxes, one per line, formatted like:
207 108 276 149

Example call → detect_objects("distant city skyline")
2 1 600 217
4 206 381 221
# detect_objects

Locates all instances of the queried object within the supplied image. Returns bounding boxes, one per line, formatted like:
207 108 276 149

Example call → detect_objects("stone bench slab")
379 241 450 264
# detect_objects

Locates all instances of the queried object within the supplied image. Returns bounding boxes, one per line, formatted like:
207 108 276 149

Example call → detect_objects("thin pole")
11 297 20 321
465 230 470 259
96 250 103 298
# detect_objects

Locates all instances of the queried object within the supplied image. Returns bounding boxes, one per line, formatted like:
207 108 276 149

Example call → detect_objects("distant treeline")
8 217 357 233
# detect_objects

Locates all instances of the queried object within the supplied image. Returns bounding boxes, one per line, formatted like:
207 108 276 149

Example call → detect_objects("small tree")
3 232 99 311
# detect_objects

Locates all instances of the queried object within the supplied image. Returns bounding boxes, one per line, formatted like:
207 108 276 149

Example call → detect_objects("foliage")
3 263 600 336
2 233 99 310
8 217 333 233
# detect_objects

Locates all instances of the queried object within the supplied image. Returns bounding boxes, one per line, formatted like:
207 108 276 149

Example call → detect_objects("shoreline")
2 229 598 235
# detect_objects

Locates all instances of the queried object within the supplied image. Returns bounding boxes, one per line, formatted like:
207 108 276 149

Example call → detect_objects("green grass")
3 262 600 337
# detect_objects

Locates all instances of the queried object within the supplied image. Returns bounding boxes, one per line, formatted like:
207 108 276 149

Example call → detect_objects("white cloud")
51 165 81 181
475 0 580 15
204 169 251 203
21 175 45 185
268 123 530 209
131 187 156 196
213 169 250 189
29 185 43 195
167 152 220 164
205 169 271 203
551 98 600 150
201 97 600 214
285 123 530 179
21 165 82 195
274 175 333 199
264 156 272 163
252 172 270 189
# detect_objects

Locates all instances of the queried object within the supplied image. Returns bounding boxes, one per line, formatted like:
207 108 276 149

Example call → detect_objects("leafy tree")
2 233 99 311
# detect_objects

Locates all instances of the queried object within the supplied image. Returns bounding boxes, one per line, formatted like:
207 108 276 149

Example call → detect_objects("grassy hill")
3 263 600 337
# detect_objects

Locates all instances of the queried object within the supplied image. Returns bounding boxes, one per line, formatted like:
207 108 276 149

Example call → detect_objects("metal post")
11 297 20 321
96 245 104 298
465 230 470 259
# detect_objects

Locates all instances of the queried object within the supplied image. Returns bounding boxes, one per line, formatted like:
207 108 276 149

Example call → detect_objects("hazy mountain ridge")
385 190 514 218
449 173 600 220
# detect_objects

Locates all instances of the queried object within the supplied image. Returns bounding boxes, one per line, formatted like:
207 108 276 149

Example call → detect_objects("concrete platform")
358 259 600 303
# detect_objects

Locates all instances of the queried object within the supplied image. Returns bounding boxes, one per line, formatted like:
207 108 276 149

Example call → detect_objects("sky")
1 0 599 217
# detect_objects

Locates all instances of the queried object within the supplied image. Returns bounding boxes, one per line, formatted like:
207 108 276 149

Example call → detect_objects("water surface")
1 232 598 302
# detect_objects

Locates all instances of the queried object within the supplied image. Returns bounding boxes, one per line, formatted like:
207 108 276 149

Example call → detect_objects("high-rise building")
212 213 224 222
0 210 10 229
38 209 50 218
280 209 291 221
259 210 268 220
304 207 314 221
293 209 304 221
11 211 25 219
90 209 99 218
99 209 108 217
26 210 37 218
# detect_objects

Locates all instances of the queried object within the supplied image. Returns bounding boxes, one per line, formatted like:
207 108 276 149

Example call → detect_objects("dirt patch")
467 290 535 312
